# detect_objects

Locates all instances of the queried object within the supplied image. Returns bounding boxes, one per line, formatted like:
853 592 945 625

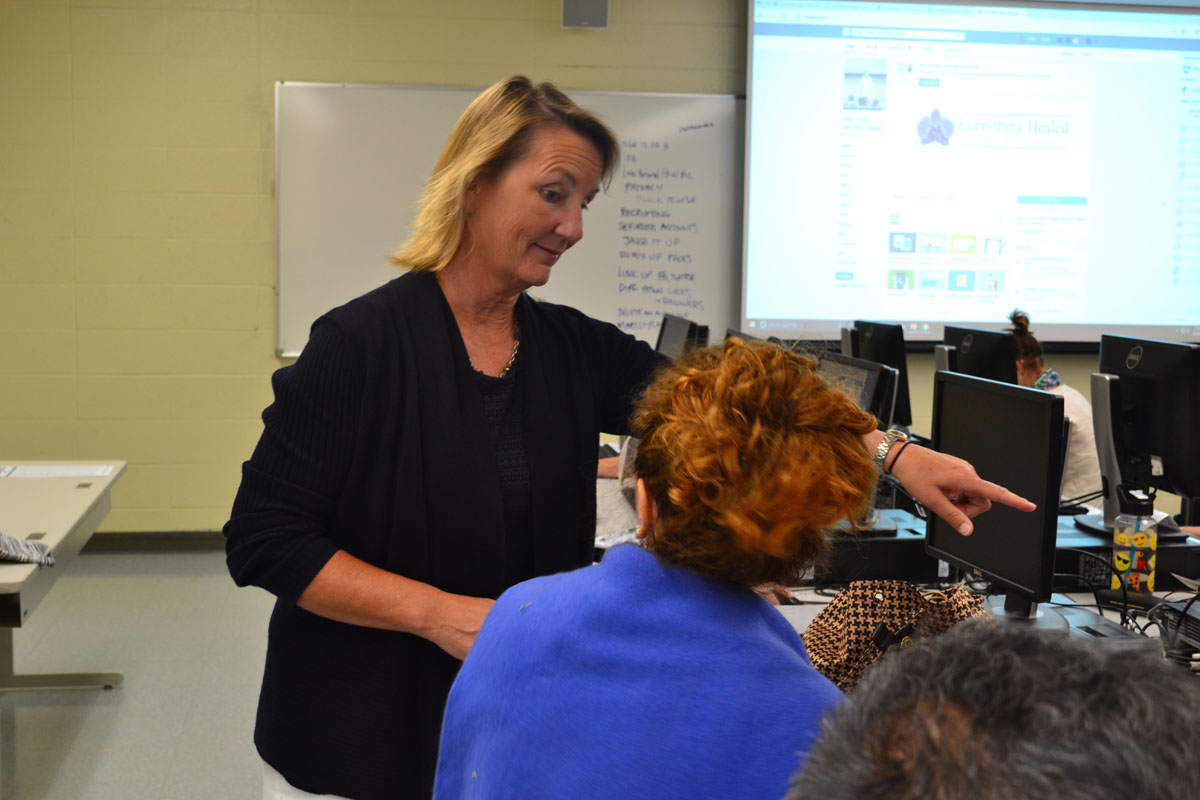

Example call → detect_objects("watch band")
873 429 909 472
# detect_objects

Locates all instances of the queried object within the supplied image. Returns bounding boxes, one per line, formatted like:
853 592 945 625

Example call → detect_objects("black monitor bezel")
1097 334 1200 500
942 325 1018 384
725 327 761 342
814 349 896 426
926 371 1064 602
853 319 913 427
655 313 705 360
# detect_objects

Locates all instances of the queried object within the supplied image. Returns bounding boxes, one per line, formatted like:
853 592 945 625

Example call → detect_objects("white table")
0 461 126 692
595 476 639 548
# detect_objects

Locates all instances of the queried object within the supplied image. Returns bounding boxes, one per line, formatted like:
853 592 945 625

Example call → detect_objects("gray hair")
787 620 1200 800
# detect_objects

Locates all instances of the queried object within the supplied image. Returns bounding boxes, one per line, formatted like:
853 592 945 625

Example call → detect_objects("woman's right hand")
887 441 1035 535
426 592 496 661
296 550 495 661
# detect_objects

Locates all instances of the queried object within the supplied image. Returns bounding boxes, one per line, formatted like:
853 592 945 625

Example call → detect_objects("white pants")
263 758 354 800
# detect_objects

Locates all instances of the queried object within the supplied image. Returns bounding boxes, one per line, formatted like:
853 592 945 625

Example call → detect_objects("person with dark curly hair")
786 621 1200 800
433 339 893 799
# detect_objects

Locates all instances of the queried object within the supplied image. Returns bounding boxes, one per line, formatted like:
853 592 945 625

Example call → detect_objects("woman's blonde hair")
391 76 619 273
632 339 879 587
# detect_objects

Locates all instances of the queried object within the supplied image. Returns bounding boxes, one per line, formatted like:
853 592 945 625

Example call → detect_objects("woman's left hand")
752 582 796 605
596 455 620 479
887 442 1036 536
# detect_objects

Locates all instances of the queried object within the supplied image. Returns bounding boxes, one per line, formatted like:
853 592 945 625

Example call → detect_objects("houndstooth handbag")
801 580 988 691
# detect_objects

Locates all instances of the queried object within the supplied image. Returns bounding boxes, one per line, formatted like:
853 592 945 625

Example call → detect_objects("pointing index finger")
974 480 1036 512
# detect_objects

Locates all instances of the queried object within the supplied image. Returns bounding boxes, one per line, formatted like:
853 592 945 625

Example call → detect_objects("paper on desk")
0 531 55 566
1171 573 1200 592
0 465 114 478
596 526 641 550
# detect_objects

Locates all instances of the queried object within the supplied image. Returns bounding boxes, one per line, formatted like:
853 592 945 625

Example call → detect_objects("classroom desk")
774 588 1143 638
0 461 126 692
595 478 1165 641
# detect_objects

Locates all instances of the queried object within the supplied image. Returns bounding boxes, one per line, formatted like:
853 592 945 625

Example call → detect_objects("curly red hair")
632 339 879 587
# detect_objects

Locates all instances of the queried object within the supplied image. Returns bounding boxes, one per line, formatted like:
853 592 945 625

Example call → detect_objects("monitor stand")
1182 496 1198 527
831 513 899 536
984 594 1143 641
983 594 1070 635
1075 512 1192 543
1073 512 1108 537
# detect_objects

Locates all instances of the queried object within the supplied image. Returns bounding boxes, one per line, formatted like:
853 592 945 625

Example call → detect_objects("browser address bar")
845 27 966 41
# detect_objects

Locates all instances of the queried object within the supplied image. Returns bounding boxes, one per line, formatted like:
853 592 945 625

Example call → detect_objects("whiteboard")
275 82 744 356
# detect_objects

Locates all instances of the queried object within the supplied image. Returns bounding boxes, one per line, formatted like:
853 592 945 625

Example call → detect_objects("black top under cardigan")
224 271 663 800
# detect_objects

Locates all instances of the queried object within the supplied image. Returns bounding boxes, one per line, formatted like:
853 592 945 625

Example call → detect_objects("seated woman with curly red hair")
433 339 883 800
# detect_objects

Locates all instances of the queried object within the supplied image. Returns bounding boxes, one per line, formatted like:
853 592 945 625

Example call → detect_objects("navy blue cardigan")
224 271 662 799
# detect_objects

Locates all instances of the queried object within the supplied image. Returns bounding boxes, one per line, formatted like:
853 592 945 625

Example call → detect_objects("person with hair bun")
432 339 1024 800
1008 309 1103 502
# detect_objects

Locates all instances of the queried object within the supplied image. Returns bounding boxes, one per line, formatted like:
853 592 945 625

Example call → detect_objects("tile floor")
1 545 274 800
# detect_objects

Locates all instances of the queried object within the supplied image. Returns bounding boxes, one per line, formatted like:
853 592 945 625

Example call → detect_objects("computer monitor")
724 327 761 343
926 371 1064 622
1092 335 1200 526
846 320 913 428
814 351 898 429
654 314 708 361
937 326 1018 384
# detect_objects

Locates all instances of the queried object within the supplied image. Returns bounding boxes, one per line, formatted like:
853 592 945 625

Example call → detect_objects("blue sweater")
434 544 843 800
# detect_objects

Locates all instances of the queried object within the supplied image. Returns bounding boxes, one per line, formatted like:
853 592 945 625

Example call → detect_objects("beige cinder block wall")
0 0 748 532
5 2 1178 532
